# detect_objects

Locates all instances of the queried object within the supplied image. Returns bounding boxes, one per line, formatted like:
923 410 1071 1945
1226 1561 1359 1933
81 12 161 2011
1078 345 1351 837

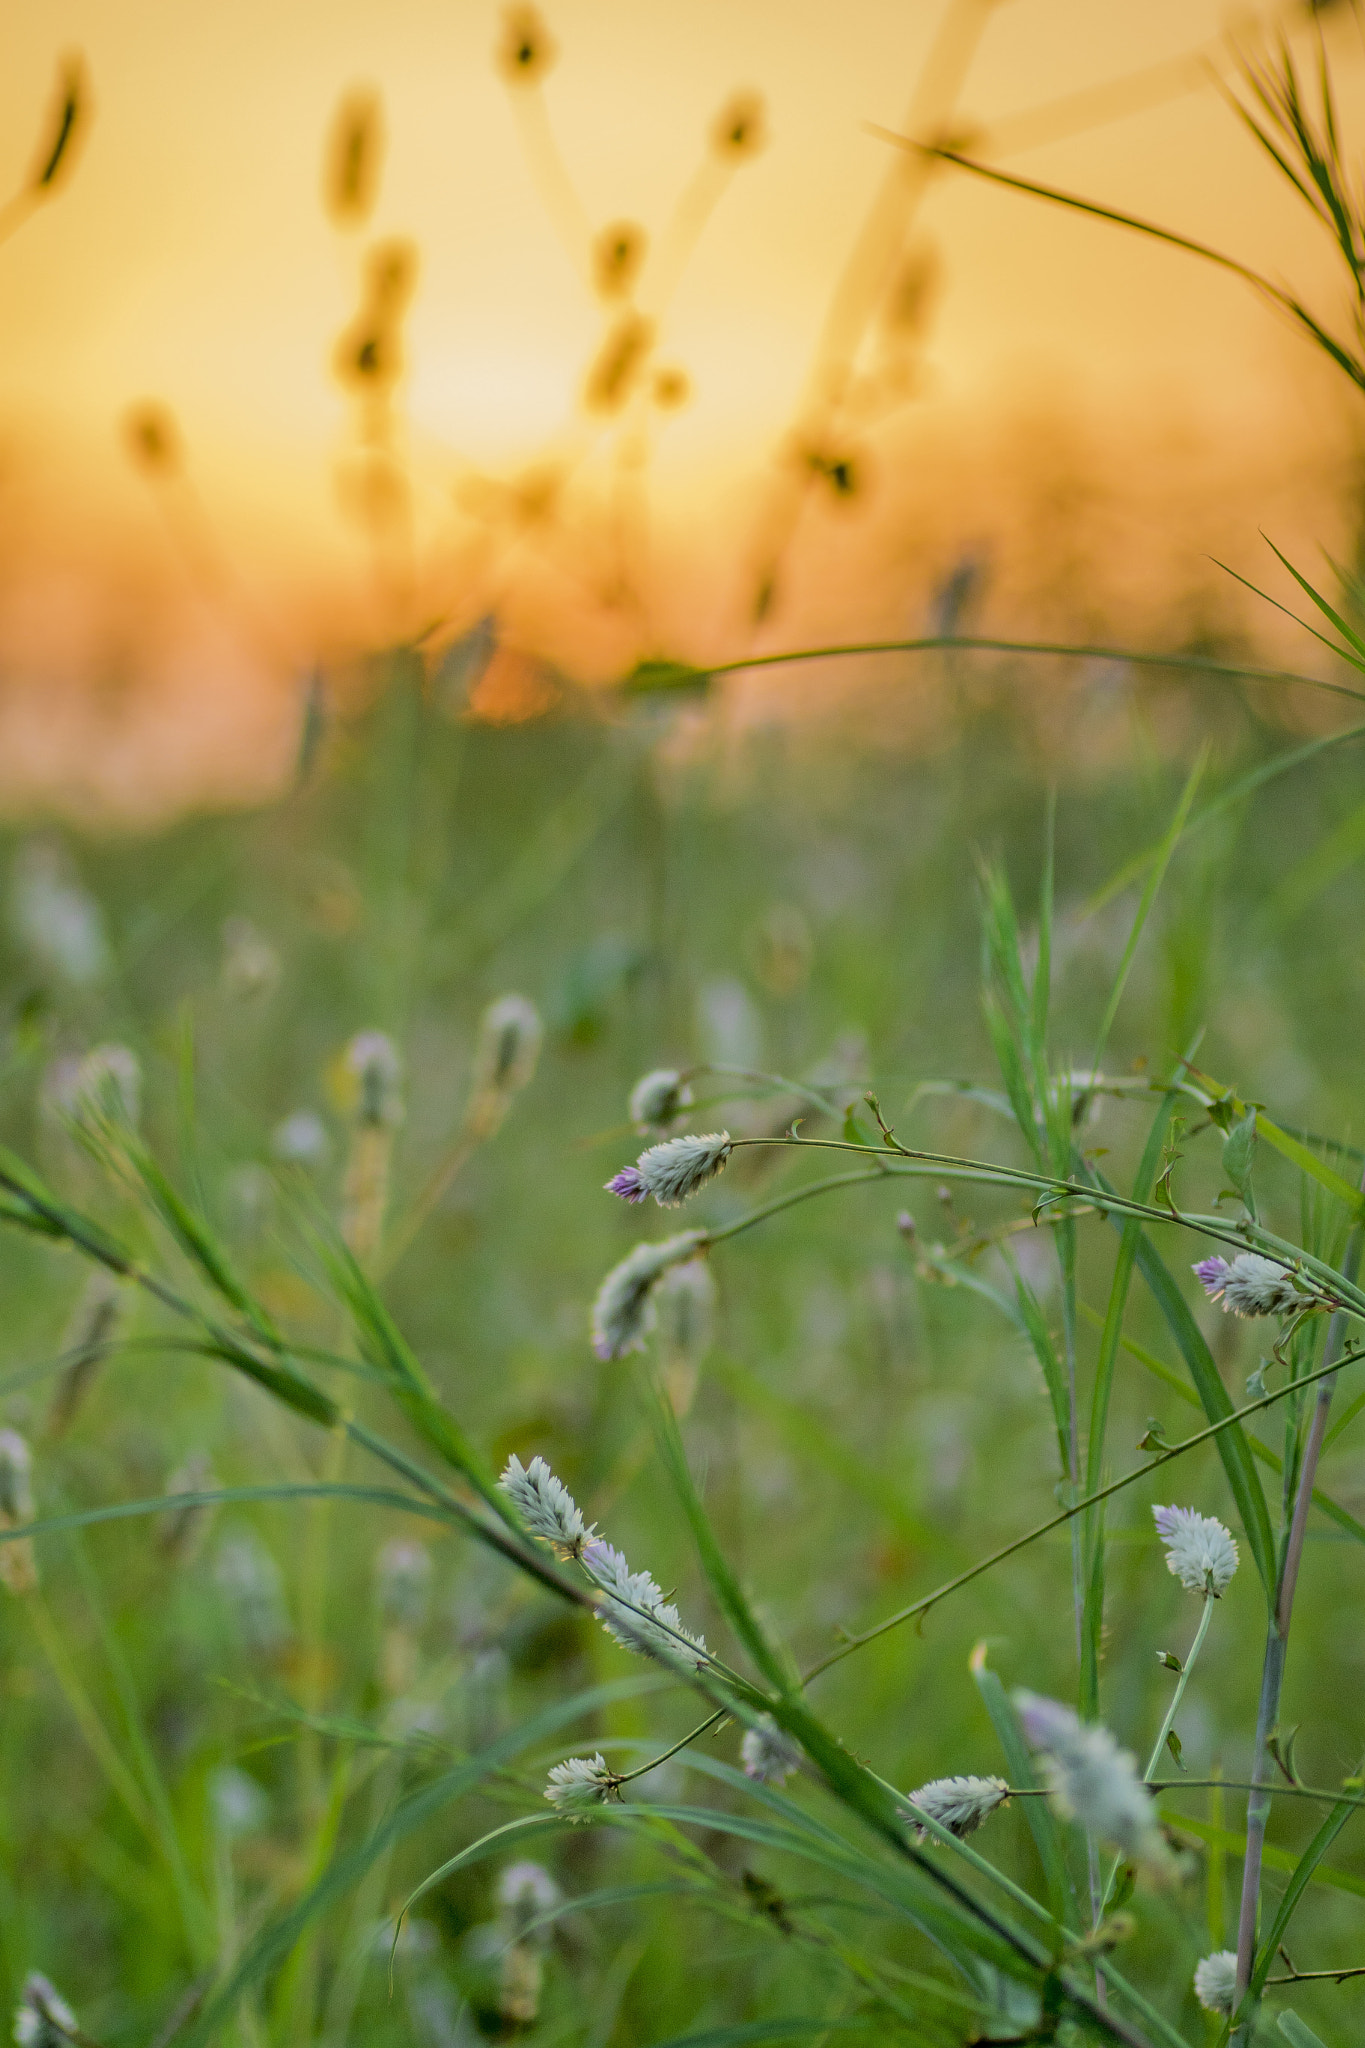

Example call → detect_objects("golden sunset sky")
0 0 1361 810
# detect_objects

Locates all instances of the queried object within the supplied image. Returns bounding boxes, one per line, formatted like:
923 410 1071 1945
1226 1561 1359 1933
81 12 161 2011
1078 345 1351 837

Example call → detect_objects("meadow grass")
1 652 1365 2047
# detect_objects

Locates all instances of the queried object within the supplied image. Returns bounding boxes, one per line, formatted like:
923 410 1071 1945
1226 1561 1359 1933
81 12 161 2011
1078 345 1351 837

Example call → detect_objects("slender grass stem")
802 1343 1361 1683
1232 1207 1365 2036
1146 1596 1216 1784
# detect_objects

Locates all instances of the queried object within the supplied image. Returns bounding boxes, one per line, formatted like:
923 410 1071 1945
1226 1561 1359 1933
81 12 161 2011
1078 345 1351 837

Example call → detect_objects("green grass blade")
969 1644 1073 1927
1252 1792 1359 1997
1278 2014 1330 2048
634 1360 793 1690
1128 1228 1276 1597
1091 753 1206 1074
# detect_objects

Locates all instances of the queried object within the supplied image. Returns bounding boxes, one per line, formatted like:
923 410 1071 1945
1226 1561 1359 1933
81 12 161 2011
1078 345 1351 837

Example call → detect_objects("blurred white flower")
221 916 280 999
590 1232 705 1360
13 1972 76 2048
344 1031 403 1127
10 841 108 986
1014 1692 1171 1873
740 1715 802 1784
629 1068 692 1134
271 1110 331 1165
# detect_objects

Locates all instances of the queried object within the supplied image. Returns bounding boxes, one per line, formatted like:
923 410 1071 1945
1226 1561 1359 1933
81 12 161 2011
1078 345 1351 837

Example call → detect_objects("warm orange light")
0 1 1359 812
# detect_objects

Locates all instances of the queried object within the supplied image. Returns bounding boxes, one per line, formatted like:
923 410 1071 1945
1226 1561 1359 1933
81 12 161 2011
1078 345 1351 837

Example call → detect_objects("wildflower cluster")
13 1975 76 2048
1192 1949 1238 2014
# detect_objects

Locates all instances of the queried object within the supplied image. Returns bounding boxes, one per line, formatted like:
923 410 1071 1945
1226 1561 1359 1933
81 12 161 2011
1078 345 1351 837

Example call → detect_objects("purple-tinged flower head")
607 1132 732 1210
590 1232 705 1360
1192 1257 1229 1300
740 1715 803 1784
1193 1251 1313 1318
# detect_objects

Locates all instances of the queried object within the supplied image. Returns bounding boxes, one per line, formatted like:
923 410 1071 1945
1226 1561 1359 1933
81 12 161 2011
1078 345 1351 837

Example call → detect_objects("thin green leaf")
1252 1791 1359 1996
1091 752 1206 1074
1278 2013 1330 2048
635 1361 792 1691
969 1645 1072 1928
1129 1226 1276 1597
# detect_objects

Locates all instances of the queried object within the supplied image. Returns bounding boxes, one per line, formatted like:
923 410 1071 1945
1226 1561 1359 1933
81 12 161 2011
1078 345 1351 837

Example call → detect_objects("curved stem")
1145 1594 1215 1784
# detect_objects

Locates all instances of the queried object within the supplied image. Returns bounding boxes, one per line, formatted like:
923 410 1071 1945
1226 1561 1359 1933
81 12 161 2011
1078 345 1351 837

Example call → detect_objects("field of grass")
1 646 1365 2047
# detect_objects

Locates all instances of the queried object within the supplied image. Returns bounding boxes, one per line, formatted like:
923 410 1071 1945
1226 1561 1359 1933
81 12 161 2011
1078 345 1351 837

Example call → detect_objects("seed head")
590 1232 705 1360
497 1859 561 1944
499 1453 595 1559
1192 1950 1238 2014
903 1774 1011 1843
740 1715 803 1784
544 1753 621 1818
1151 1505 1239 1596
472 994 543 1100
498 6 558 85
271 1110 331 1165
1013 1692 1171 1873
629 1068 693 1135
13 1974 76 2048
582 1539 707 1668
711 90 767 158
344 1031 403 1128
1193 1252 1312 1318
607 1133 731 1209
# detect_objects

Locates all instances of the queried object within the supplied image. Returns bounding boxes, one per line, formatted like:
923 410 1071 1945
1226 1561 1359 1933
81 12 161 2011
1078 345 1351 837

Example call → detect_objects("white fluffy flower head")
544 1753 621 1819
583 1539 708 1669
1193 1252 1313 1318
590 1232 705 1360
903 1774 1011 1843
629 1068 693 1134
1152 1505 1239 1596
499 1454 595 1559
740 1715 803 1785
1014 1692 1171 1873
607 1133 732 1208
344 1031 403 1128
1192 1950 1238 2014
